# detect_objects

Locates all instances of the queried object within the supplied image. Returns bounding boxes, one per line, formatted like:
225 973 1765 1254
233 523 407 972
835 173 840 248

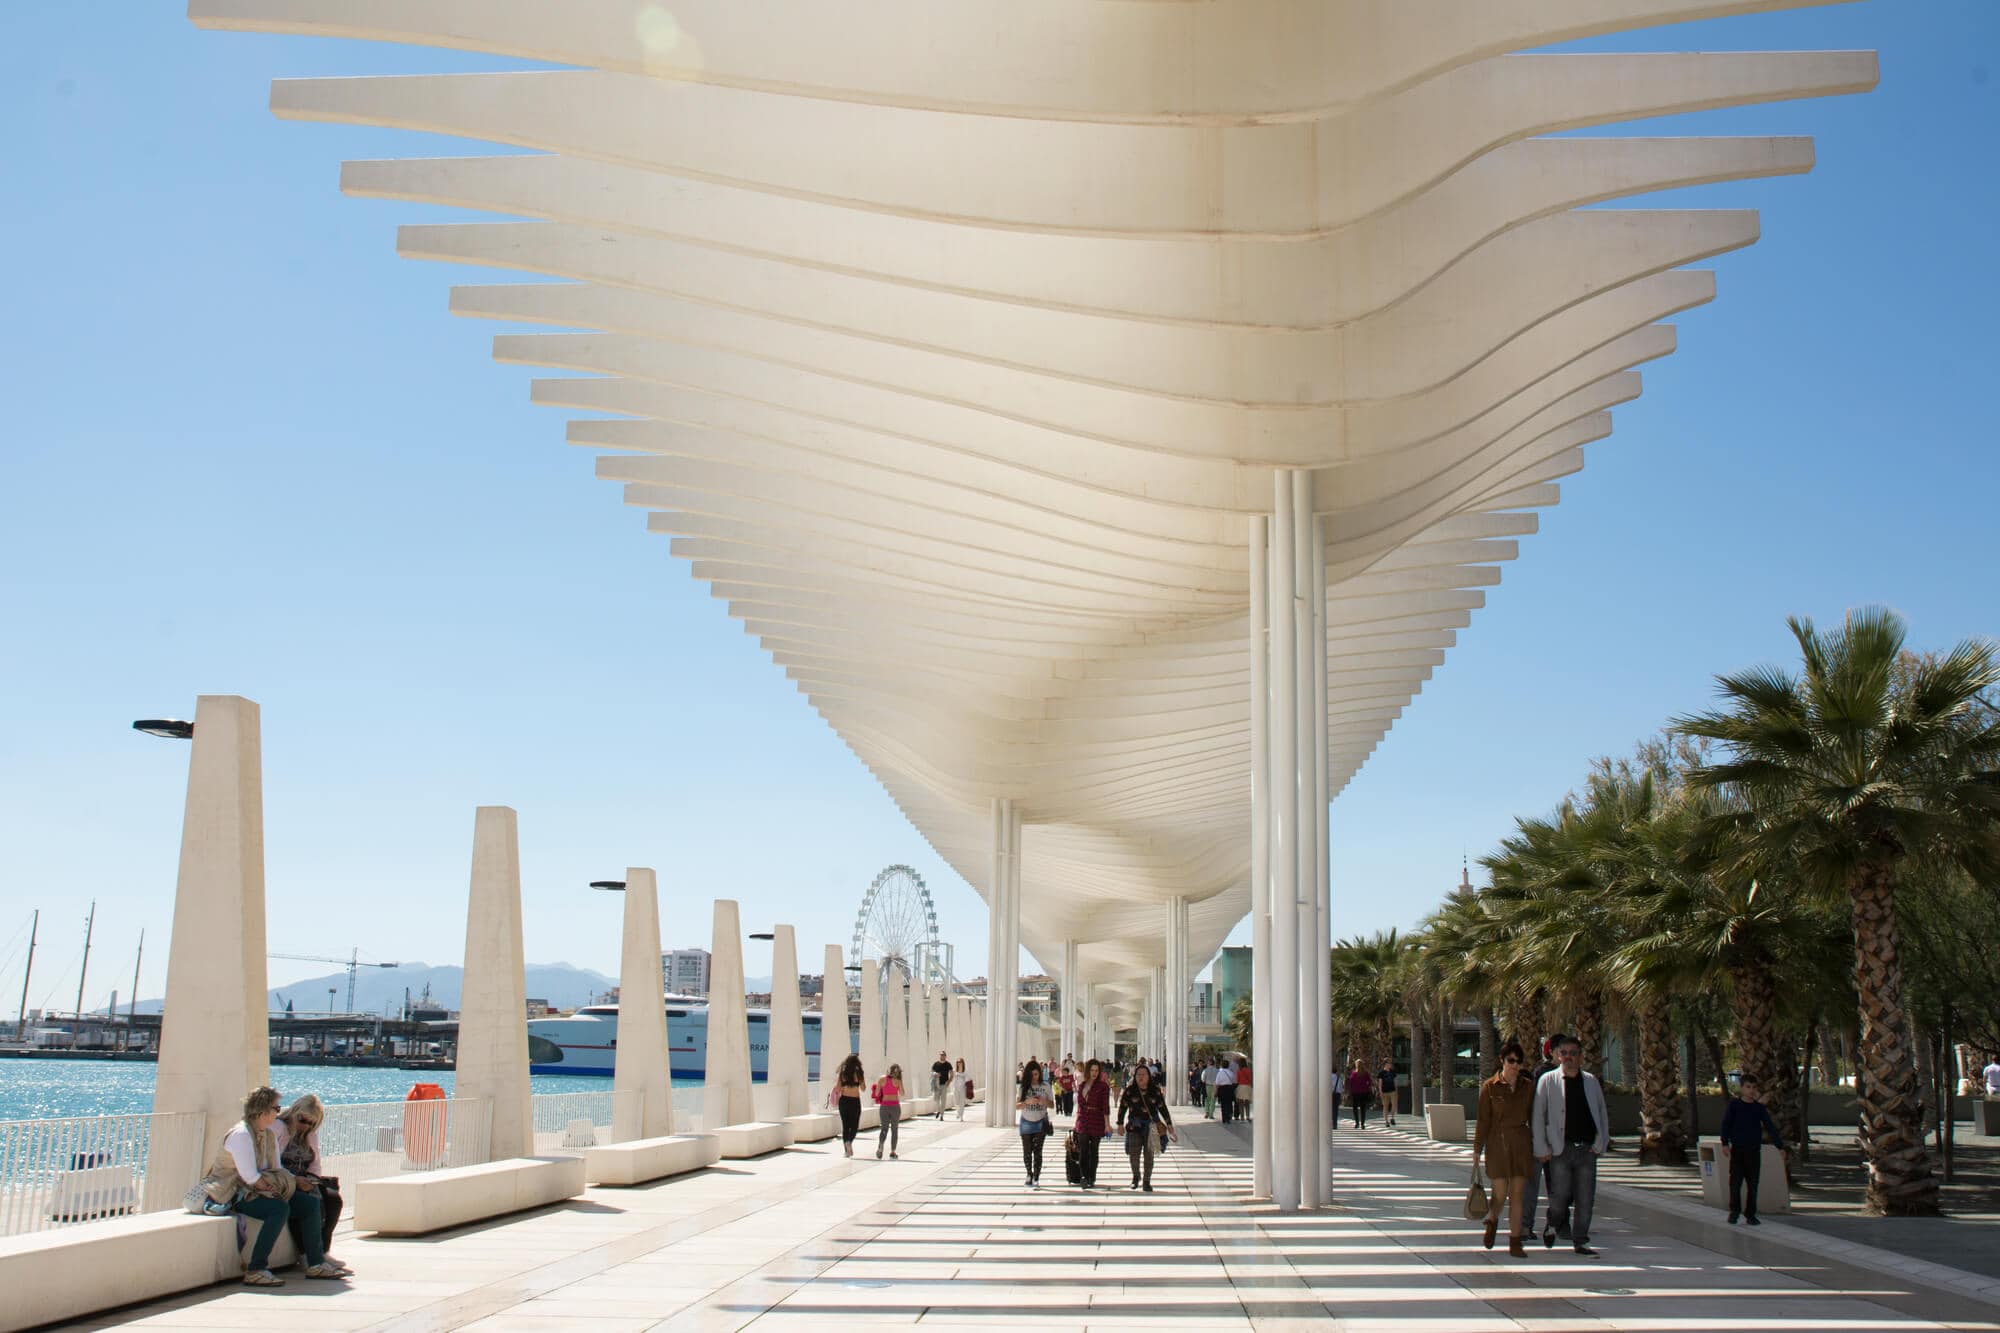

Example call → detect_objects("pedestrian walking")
931 1050 953 1120
953 1057 972 1120
1719 1074 1787 1225
1058 1059 1077 1116
1117 1063 1176 1191
1017 1058 1052 1188
1346 1064 1373 1129
1473 1040 1536 1257
1214 1059 1239 1124
1983 1053 2000 1097
1073 1058 1112 1189
1236 1060 1253 1120
1532 1035 1609 1256
1190 1059 1207 1112
833 1053 866 1156
1521 1033 1565 1238
1330 1066 1344 1126
1201 1060 1219 1118
872 1064 905 1160
1378 1062 1399 1127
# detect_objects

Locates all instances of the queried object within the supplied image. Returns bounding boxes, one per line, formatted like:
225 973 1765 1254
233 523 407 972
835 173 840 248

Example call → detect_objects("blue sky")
1 3 1993 1011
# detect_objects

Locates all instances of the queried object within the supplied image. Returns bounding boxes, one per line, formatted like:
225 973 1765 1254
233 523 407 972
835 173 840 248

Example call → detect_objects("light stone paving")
52 1115 1997 1332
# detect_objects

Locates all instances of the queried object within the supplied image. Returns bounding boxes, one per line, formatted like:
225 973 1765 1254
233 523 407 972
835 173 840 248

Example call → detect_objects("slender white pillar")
1060 938 1078 1064
1291 472 1319 1210
705 899 755 1128
457 806 534 1158
1249 517 1273 1198
821 943 847 1096
154 695 270 1178
928 985 946 1069
1312 514 1334 1206
860 959 885 1080
1269 472 1302 1211
613 867 674 1141
1165 896 1188 1104
986 797 1006 1127
970 997 986 1097
770 925 808 1116
985 796 1021 1125
886 969 910 1087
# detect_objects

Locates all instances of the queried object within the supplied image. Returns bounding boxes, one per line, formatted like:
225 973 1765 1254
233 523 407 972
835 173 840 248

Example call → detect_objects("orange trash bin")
403 1082 447 1169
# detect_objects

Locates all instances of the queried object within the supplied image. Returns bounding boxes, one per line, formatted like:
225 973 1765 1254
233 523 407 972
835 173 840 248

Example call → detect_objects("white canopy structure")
193 0 1873 1208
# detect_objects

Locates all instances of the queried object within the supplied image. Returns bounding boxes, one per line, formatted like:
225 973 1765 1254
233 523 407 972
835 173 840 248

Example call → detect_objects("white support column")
613 867 674 1142
1060 938 1078 1065
770 925 808 1117
1268 471 1302 1212
1249 517 1273 1199
1165 896 1189 1105
986 796 1022 1125
985 797 1004 1127
458 806 533 1158
1312 513 1333 1206
705 898 755 1129
1291 470 1319 1210
860 959 885 1080
154 695 270 1183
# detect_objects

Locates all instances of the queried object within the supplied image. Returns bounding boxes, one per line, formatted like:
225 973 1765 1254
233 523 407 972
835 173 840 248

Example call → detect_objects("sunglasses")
1503 1056 1521 1065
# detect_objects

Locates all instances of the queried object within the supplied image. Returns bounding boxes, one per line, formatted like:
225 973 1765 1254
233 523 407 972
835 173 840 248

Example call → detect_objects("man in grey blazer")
1532 1034 1610 1255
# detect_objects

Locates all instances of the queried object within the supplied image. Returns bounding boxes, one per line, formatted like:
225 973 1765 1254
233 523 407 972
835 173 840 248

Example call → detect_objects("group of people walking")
830 1049 976 1159
1016 1053 1185 1191
1191 1056 1249 1122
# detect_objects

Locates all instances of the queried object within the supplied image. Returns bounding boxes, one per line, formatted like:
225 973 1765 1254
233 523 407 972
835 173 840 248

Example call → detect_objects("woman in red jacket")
1072 1058 1112 1189
1345 1062 1374 1129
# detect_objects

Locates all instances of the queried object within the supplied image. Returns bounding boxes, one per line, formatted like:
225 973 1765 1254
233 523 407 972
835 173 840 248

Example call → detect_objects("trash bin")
1698 1141 1789 1214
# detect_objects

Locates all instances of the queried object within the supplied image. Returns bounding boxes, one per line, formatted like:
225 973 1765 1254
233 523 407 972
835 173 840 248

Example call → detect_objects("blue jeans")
237 1191 324 1270
1546 1144 1599 1245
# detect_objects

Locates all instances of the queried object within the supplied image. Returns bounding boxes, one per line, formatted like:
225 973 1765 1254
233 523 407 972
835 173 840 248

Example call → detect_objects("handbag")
1463 1167 1489 1220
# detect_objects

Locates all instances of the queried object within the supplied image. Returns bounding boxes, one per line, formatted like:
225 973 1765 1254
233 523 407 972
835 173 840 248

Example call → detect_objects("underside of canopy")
191 0 1873 1022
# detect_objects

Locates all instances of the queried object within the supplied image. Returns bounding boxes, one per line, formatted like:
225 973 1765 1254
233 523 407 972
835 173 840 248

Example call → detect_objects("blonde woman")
199 1086 339 1285
277 1094 351 1275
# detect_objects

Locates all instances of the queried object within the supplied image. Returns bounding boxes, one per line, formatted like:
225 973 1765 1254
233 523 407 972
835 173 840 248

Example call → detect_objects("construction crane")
269 948 398 1013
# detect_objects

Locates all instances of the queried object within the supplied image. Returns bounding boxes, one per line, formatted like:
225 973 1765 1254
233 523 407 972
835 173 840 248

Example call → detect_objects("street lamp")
132 719 193 740
589 880 626 892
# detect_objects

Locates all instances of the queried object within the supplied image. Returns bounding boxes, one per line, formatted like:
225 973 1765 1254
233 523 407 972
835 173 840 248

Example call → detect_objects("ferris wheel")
852 864 941 985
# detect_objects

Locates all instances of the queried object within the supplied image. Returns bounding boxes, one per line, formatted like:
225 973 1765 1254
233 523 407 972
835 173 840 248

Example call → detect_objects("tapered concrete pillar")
154 695 270 1176
769 925 808 1116
705 899 754 1128
913 980 932 1074
969 998 985 1094
929 986 946 1065
457 806 533 1158
1269 471 1302 1211
821 943 847 1088
860 960 884 1079
612 867 674 1141
1059 939 1078 1062
887 970 910 1085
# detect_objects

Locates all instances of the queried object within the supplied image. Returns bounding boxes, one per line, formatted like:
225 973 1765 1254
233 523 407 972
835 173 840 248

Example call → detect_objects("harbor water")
0 1060 701 1123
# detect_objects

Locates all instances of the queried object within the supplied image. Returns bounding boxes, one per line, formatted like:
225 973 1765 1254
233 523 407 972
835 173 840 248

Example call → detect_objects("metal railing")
0 1111 206 1238
529 1090 616 1152
317 1097 491 1183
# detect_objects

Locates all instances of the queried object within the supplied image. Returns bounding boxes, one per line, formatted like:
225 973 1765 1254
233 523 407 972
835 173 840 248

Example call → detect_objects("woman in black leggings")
1017 1059 1051 1188
833 1053 866 1157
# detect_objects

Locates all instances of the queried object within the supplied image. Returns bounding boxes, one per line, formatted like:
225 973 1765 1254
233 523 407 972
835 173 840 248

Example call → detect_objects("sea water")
0 1061 701 1122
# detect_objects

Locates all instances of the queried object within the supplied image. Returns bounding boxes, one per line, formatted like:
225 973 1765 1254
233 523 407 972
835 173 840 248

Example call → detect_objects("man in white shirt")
1200 1061 1220 1118
1215 1060 1239 1124
1983 1055 2000 1097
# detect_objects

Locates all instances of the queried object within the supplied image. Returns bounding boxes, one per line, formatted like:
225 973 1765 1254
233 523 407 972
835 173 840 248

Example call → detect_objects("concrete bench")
584 1134 720 1187
710 1121 791 1159
352 1156 585 1236
901 1096 936 1117
1425 1103 1467 1143
859 1104 880 1130
0 1211 244 1332
784 1113 840 1143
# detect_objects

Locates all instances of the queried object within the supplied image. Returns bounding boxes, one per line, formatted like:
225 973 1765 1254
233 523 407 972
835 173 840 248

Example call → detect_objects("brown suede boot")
1508 1237 1528 1257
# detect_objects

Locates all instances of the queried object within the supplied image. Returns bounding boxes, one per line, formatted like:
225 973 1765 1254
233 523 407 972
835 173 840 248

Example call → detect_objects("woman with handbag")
1473 1040 1537 1256
276 1094 351 1275
1115 1062 1175 1192
953 1058 972 1121
872 1064 905 1159
833 1054 867 1156
194 1086 339 1285
1072 1058 1111 1189
1016 1058 1052 1188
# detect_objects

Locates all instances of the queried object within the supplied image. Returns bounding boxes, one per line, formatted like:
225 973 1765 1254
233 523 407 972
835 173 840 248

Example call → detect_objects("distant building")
1213 947 1251 1029
525 998 552 1018
661 948 711 996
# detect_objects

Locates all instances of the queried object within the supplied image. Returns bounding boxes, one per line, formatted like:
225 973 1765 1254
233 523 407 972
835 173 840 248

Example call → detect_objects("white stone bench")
584 1134 720 1186
901 1096 936 1117
783 1112 840 1143
859 1104 880 1130
352 1156 585 1236
1425 1103 1467 1143
0 1211 244 1332
710 1121 791 1159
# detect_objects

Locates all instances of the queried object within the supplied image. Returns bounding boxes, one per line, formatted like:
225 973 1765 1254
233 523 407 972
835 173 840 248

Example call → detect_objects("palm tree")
1330 931 1410 1074
1675 609 2000 1216
1226 994 1253 1053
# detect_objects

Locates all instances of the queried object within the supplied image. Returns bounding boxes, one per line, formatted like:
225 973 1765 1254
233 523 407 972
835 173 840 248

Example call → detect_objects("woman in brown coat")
1473 1040 1536 1256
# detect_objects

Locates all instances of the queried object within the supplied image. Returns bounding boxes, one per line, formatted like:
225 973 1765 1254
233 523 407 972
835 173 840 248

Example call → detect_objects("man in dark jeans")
1520 1034 1564 1239
1532 1035 1610 1256
1720 1074 1786 1224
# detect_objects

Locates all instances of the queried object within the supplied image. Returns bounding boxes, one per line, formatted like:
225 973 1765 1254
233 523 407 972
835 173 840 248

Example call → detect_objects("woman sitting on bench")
200 1086 342 1286
277 1093 351 1276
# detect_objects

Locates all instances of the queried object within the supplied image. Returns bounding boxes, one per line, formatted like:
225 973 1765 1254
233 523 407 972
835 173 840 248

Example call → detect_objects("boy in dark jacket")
1719 1074 1787 1225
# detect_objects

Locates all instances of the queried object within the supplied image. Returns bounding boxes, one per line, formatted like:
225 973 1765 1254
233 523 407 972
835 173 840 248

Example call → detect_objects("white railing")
0 1111 206 1238
530 1090 616 1153
317 1097 491 1184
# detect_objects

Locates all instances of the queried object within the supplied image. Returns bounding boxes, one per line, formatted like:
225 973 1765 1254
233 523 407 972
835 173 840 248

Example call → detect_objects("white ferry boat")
526 994 856 1079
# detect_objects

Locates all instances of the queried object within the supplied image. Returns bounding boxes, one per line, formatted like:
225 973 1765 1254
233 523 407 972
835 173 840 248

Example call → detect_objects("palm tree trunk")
1850 859 1939 1215
1437 1003 1453 1092
1637 997 1687 1165
1574 990 1606 1076
1478 1006 1499 1080
1729 962 1782 1092
1621 1017 1640 1089
1510 986 1546 1067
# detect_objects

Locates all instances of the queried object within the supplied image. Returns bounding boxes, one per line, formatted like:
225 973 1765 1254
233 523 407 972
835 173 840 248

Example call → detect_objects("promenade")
56 1113 2000 1332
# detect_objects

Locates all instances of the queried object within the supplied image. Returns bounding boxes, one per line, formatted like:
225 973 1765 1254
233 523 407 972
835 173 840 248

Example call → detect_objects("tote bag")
1463 1167 1489 1220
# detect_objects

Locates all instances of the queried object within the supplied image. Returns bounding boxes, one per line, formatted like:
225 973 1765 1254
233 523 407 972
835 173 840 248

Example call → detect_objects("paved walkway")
58 1112 2000 1331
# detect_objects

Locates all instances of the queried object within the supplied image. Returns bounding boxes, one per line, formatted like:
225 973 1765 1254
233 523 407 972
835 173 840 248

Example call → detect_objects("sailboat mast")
73 901 96 1039
15 909 36 1037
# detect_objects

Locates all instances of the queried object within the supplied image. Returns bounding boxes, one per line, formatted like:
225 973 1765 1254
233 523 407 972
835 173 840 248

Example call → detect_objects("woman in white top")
199 1086 339 1285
